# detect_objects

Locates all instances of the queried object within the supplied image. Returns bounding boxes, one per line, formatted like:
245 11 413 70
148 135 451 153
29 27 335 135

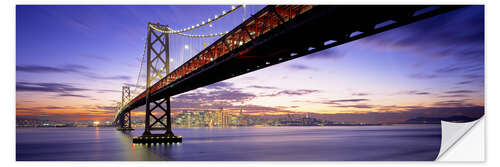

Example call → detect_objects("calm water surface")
16 125 441 161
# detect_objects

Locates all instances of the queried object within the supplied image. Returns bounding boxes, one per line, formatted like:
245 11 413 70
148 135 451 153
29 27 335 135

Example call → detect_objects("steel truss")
115 5 463 143
140 23 176 138
121 5 463 111
117 86 133 130
142 96 174 137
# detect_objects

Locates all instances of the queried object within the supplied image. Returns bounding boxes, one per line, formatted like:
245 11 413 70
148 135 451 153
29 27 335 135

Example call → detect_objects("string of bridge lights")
149 25 230 38
135 5 245 102
119 5 248 113
169 31 229 38
149 5 244 38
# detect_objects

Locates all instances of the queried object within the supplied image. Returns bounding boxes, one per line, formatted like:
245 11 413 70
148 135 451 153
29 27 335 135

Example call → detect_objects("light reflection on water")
16 125 441 161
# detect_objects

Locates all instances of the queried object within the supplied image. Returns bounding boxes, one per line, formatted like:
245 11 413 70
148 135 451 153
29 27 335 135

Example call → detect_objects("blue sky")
16 5 484 123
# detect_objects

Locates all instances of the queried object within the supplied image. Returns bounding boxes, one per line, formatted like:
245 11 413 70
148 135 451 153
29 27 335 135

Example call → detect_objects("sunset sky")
16 5 484 123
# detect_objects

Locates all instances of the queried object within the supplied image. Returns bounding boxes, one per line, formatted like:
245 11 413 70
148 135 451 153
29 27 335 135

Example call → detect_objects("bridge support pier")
133 96 182 144
117 110 135 131
117 86 134 131
133 23 181 143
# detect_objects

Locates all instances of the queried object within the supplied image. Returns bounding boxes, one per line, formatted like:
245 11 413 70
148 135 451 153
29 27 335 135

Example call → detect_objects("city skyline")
16 5 484 124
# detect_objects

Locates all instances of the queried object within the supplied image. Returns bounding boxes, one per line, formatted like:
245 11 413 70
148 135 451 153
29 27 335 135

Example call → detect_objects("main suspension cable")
149 24 230 38
152 5 242 34
131 30 148 99
173 31 229 38
121 5 247 109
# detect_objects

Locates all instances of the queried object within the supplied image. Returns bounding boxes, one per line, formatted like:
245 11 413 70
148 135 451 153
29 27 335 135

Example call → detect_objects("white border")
3 0 498 166
12 0 488 5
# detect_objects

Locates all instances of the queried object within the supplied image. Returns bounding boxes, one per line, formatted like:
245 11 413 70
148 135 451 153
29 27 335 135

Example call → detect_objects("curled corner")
436 118 481 160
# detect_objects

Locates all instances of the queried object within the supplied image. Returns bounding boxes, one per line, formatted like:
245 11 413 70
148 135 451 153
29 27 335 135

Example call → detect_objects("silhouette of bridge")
112 5 462 143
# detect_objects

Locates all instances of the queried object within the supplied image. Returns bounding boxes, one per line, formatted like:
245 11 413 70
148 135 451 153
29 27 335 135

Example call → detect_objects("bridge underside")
121 5 461 112
115 5 462 143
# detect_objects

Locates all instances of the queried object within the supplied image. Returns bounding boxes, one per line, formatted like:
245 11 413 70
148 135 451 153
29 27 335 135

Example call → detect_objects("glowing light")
170 58 174 62
209 24 213 28
152 5 242 34
93 121 100 126
184 45 189 49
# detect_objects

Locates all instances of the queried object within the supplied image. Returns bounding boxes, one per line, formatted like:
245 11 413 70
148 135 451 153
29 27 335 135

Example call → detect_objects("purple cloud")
17 64 131 81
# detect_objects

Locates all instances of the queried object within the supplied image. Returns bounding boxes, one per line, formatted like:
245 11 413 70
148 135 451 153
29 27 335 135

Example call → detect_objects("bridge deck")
116 5 462 118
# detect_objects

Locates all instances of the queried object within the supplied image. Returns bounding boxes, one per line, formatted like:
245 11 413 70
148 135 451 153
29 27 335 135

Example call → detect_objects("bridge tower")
117 86 134 131
133 23 181 143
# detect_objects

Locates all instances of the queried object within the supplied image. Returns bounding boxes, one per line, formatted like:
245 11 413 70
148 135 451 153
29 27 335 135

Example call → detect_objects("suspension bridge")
112 5 463 143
